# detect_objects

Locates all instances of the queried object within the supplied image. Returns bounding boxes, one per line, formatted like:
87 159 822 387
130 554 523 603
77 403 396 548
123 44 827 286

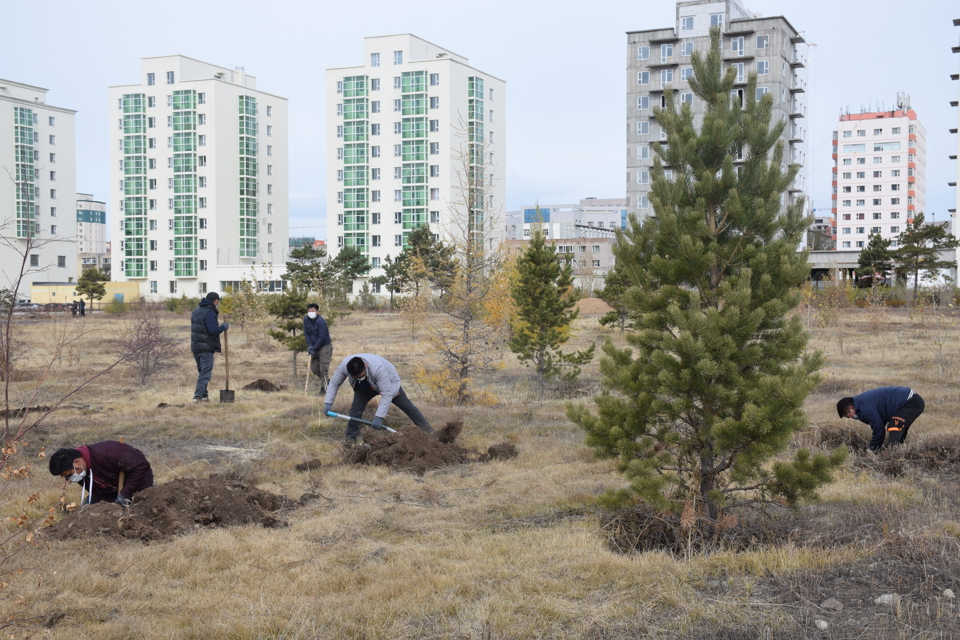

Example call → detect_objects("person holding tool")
303 302 333 394
48 440 154 505
837 386 925 451
324 353 433 446
191 291 229 403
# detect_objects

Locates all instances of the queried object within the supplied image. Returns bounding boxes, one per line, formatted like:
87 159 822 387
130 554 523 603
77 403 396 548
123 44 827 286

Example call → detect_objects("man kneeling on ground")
324 353 433 446
48 440 154 506
837 386 925 452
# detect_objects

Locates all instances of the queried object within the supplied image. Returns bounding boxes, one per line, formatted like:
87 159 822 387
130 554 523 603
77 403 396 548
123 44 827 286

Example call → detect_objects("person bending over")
48 440 154 506
837 386 924 451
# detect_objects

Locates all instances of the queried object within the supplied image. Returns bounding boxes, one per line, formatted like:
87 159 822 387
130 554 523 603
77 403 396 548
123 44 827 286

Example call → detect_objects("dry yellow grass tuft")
0 305 958 638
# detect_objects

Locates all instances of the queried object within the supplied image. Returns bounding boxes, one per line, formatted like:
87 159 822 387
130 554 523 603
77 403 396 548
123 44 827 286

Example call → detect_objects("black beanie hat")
205 292 221 302
49 448 81 476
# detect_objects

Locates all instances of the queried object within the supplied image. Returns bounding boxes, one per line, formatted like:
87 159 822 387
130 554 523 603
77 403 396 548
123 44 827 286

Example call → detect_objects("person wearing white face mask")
303 302 333 394
48 441 154 506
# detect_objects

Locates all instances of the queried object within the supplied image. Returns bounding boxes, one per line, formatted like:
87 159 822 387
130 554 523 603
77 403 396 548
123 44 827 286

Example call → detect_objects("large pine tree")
568 28 844 539
509 224 594 400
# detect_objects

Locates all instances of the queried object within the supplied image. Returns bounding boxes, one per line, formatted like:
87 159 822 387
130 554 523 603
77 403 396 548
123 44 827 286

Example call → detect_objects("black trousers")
346 385 432 439
885 393 924 446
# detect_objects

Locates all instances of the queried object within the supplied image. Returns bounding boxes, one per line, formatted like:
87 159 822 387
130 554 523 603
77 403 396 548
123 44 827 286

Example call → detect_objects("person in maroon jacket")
48 441 154 506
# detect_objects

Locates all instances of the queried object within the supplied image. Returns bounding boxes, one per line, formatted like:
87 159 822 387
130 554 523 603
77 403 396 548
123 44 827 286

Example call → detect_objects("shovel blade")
220 390 235 403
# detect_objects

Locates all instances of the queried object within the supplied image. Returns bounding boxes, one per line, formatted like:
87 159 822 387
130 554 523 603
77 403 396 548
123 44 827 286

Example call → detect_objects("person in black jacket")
190 292 229 402
303 303 332 393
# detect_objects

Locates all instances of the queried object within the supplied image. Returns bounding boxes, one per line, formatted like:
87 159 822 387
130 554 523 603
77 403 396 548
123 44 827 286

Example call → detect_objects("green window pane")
124 218 147 237
172 90 196 111
343 211 368 232
174 176 196 194
173 112 196 132
14 125 33 145
344 122 368 142
402 140 426 162
15 163 34 182
123 156 146 175
14 107 34 126
402 164 426 184
124 135 147 155
122 94 145 114
173 153 196 174
124 176 146 196
174 195 197 216
174 216 197 236
402 209 427 230
344 98 368 121
343 143 368 165
468 122 484 144
343 188 367 210
124 196 148 216
239 177 257 197
468 98 484 122
402 186 426 207
238 96 257 116
239 197 258 217
239 115 257 137
401 117 426 139
468 77 485 98
344 168 368 186
173 132 196 152
401 71 426 94
343 76 368 98
239 135 257 156
239 218 258 236
125 237 147 257
174 238 197 256
125 258 147 278
344 233 368 253
174 257 197 277
401 94 426 116
14 146 34 164
240 158 257 177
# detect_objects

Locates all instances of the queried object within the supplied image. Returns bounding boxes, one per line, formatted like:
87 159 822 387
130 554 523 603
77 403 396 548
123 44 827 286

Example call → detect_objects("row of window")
336 166 442 180
840 165 907 177
637 33 770 64
839 183 903 193
337 211 442 226
117 199 275 214
121 92 276 117
28 255 68 268
334 124 495 144
841 126 913 138
841 226 900 234
336 189 442 203
841 212 901 221
841 197 911 206
369 51 405 67
117 137 276 155
116 115 275 135
840 240 901 249
117 157 273 174
841 155 909 166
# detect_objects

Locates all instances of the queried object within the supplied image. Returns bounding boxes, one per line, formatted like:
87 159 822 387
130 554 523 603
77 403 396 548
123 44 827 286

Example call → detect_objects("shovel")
220 329 235 403
325 410 396 433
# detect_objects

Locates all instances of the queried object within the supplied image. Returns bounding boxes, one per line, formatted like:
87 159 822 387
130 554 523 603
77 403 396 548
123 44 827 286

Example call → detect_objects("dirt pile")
45 475 288 542
243 379 282 392
575 298 614 316
344 421 518 475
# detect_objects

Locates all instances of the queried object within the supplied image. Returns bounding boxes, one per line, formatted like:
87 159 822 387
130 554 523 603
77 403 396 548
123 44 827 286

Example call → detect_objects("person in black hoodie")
190 292 229 402
303 302 332 393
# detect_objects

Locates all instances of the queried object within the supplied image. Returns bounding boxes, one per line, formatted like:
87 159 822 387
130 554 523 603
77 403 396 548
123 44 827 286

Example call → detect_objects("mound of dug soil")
243 379 282 392
345 421 518 475
45 475 288 542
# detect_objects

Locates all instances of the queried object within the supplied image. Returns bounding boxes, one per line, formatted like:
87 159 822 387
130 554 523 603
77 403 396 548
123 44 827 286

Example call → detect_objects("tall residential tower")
0 79 77 291
326 35 506 293
832 101 925 250
626 0 807 222
109 56 289 299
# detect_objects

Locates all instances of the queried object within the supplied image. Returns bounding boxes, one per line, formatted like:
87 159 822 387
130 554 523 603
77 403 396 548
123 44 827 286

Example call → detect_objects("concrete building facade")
109 56 289 299
326 35 506 293
76 192 109 277
831 105 925 250
505 198 628 241
626 0 807 222
0 78 78 294
951 18 960 244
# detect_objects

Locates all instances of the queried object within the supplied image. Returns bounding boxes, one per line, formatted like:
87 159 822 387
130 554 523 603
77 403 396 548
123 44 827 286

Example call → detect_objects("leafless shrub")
116 305 181 386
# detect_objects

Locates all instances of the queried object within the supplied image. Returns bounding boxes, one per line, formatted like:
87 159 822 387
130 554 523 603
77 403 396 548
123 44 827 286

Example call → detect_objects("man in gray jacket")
324 353 433 445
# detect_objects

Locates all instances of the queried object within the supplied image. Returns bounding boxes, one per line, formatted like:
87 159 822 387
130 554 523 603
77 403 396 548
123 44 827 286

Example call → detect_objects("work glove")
324 403 333 415
371 416 384 430
221 321 230 331
115 495 131 507
307 349 314 356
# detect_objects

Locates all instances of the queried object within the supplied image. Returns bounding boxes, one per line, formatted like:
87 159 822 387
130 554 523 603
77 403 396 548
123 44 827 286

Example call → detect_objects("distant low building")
77 192 109 276
505 198 627 241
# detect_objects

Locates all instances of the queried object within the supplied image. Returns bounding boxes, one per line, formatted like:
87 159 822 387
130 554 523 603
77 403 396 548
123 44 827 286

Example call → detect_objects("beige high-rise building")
109 56 289 299
832 102 925 251
326 35 506 294
0 78 77 293
626 0 807 222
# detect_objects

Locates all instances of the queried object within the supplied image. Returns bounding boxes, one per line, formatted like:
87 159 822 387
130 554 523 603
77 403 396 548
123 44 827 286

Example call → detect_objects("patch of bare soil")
575 297 613 316
345 421 517 475
242 379 282 392
295 458 323 472
44 475 288 542
0 405 50 418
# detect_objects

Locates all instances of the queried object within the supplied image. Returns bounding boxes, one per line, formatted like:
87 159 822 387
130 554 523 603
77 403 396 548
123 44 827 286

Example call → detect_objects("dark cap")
205 292 221 302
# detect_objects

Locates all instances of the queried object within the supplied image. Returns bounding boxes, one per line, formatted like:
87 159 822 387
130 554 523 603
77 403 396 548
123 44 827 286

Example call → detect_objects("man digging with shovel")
324 354 434 446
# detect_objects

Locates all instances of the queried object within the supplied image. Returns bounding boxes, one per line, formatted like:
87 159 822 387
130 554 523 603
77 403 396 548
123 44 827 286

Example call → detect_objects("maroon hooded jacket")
77 441 154 503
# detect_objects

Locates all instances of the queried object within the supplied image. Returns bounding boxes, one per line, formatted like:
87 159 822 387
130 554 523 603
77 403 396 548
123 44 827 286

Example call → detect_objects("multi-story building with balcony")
109 56 289 299
831 101 925 250
626 0 807 222
76 192 109 276
0 78 77 292
326 35 506 294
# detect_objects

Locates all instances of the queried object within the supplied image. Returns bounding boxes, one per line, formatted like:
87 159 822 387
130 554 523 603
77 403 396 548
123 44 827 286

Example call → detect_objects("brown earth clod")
295 458 324 472
44 475 288 542
242 379 282 392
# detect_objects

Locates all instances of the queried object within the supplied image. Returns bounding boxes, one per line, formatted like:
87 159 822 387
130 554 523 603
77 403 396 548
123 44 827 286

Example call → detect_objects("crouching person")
48 440 154 506
837 386 925 451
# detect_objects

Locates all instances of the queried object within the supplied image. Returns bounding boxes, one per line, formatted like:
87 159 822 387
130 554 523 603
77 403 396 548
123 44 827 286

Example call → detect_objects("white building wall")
76 193 106 254
109 56 288 299
326 34 506 293
833 109 925 251
0 79 78 294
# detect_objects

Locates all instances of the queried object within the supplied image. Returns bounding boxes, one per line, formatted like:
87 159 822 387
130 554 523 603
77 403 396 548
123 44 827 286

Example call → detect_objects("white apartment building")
0 79 77 293
109 56 289 299
505 198 627 240
326 35 506 293
627 0 807 222
951 18 959 244
77 193 109 276
832 105 926 250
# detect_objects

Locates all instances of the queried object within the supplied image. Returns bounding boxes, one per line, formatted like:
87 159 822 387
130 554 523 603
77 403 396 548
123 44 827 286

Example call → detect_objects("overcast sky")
3 0 957 240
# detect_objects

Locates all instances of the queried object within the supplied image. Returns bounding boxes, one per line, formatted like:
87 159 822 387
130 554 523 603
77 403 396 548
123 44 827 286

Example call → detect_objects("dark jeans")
310 344 333 389
346 385 432 439
885 393 924 446
193 351 214 400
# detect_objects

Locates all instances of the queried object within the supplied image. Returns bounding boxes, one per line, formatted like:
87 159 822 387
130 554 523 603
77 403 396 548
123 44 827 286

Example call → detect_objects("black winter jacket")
191 299 224 353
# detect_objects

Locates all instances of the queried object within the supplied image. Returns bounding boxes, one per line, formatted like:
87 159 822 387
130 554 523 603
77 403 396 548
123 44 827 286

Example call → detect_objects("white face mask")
307 311 317 319
68 470 86 483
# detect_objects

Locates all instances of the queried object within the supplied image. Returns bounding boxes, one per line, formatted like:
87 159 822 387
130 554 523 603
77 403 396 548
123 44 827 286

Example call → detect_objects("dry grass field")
1 300 959 639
